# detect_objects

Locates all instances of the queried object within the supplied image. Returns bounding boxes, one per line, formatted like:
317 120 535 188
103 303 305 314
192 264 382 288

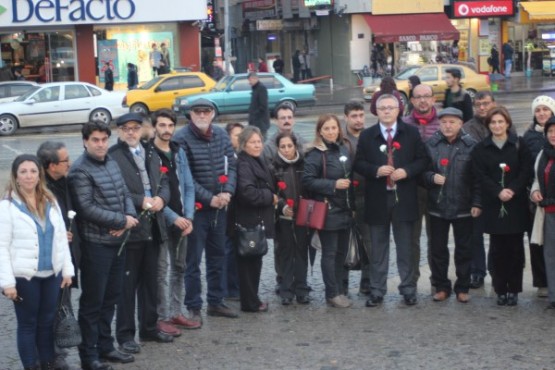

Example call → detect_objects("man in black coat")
108 113 173 355
354 94 428 307
248 72 270 139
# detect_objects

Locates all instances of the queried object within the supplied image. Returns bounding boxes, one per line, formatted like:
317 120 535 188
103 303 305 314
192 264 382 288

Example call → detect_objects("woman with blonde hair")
0 154 74 370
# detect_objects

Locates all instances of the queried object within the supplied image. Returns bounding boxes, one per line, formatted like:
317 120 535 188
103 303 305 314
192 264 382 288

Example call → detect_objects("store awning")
520 1 555 22
363 13 459 43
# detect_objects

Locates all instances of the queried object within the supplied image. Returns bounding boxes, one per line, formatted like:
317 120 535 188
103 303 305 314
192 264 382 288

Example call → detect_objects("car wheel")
130 103 148 115
0 114 19 136
90 108 112 124
466 89 477 100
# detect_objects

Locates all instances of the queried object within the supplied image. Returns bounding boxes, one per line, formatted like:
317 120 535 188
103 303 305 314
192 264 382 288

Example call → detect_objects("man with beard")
443 69 473 122
403 84 440 287
151 109 199 336
173 99 238 323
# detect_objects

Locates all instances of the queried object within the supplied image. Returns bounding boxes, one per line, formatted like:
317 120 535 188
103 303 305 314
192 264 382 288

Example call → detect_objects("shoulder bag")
296 151 328 230
235 221 268 257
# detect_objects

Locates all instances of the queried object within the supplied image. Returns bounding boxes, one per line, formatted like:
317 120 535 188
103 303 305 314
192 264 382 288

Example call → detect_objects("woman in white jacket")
0 154 74 370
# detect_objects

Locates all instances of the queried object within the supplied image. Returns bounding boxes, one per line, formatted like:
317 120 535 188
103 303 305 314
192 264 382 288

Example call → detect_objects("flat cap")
437 107 463 120
116 112 144 126
190 98 215 110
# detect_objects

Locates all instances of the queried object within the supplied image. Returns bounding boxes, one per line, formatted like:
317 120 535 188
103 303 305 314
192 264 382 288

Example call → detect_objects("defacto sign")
453 1 514 18
0 0 207 26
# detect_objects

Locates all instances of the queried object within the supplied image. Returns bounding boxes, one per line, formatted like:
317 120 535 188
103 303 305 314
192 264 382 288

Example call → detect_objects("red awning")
363 13 459 43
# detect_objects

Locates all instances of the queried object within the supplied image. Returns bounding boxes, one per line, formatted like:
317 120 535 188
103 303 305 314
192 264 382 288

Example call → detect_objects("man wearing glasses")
354 94 428 307
173 99 238 323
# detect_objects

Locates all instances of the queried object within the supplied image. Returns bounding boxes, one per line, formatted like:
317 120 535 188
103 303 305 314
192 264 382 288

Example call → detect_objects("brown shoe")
456 292 470 303
433 291 449 302
207 303 239 318
171 314 201 330
156 320 182 337
188 309 203 325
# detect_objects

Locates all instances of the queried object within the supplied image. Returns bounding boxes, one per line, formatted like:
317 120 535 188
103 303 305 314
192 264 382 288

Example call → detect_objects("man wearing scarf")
403 84 439 287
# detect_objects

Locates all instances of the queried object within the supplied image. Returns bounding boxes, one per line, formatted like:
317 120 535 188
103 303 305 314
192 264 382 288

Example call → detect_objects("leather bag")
235 222 268 257
295 198 328 230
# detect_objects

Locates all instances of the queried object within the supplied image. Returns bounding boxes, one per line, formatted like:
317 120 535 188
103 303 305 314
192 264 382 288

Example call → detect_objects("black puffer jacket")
424 131 479 219
172 123 237 207
302 141 354 231
522 122 546 166
108 140 170 243
68 152 136 246
443 88 473 122
272 151 306 216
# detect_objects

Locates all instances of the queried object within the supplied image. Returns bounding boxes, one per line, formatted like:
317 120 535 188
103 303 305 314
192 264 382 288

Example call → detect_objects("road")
1 91 555 370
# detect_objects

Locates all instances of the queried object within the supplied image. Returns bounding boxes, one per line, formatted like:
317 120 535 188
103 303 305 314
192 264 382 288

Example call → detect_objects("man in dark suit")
354 94 428 307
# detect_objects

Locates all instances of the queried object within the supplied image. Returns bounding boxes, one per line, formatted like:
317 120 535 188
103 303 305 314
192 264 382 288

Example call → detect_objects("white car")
0 82 127 136
0 81 39 104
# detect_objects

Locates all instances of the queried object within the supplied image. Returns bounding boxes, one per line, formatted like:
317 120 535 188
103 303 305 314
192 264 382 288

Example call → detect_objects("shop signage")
453 1 514 18
398 34 439 42
242 0 276 19
0 0 207 26
256 19 283 30
372 0 443 15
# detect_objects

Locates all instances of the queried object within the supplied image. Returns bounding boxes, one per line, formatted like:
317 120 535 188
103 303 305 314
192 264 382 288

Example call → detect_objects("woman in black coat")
471 107 532 306
302 114 354 308
272 133 311 305
234 126 277 312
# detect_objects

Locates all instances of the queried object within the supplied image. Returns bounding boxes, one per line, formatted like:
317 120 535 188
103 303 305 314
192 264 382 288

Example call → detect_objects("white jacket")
0 193 75 290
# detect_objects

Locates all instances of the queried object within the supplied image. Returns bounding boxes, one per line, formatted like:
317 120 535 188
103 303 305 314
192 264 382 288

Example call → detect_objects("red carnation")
353 180 360 187
277 181 287 191
160 166 169 174
286 199 295 208
195 202 203 211
440 158 449 167
218 175 229 184
392 142 401 150
504 165 510 173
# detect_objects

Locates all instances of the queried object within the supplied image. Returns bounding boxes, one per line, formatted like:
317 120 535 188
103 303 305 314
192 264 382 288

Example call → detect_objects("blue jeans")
504 59 512 77
14 274 61 368
78 242 125 363
184 209 226 310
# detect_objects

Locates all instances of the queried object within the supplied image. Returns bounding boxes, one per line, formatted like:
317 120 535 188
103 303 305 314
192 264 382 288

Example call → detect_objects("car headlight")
179 99 189 106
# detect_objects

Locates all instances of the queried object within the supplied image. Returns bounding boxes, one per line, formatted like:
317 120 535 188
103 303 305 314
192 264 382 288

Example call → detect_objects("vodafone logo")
454 1 514 18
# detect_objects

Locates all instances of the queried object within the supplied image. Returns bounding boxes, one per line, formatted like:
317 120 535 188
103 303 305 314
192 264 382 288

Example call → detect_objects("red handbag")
295 198 328 230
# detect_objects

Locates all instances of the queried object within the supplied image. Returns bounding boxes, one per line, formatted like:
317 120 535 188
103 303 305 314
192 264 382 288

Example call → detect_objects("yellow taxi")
123 71 216 114
363 64 490 105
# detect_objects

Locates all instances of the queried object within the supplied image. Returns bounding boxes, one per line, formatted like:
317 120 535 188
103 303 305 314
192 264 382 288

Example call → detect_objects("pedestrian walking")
127 63 138 90
273 55 284 74
292 50 301 82
104 62 114 91
248 72 270 139
502 41 514 78
490 45 500 74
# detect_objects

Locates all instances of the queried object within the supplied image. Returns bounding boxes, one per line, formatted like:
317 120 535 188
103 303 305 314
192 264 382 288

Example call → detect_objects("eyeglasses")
120 126 142 133
192 108 213 115
377 106 398 112
413 95 433 100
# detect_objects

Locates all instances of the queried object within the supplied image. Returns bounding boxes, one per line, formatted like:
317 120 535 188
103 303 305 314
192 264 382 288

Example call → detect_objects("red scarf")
411 107 437 126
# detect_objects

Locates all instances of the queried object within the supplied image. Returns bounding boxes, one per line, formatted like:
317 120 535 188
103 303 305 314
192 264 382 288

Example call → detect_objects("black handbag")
235 222 268 257
54 288 82 348
344 225 369 270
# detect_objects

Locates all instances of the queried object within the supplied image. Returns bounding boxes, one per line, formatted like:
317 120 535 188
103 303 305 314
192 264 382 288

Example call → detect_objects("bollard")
330 78 333 94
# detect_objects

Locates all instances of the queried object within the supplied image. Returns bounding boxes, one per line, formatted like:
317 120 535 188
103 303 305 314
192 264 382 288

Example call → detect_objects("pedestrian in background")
522 95 555 298
490 45 500 74
292 50 301 82
248 72 270 139
471 107 532 306
303 114 354 308
258 57 268 73
443 68 473 122
273 55 284 74
127 63 138 90
149 43 162 77
234 126 276 312
0 154 74 370
369 77 405 117
104 62 114 91
502 41 514 78
405 75 421 115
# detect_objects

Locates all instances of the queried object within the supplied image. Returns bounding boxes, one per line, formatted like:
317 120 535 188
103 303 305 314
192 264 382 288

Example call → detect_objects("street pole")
223 0 231 75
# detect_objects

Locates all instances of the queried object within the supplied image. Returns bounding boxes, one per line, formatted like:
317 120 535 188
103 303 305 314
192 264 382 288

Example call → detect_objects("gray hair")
376 94 399 108
36 141 66 169
237 126 263 153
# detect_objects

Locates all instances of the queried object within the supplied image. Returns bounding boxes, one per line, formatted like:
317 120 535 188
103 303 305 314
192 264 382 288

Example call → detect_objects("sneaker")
156 320 182 337
537 287 548 298
326 295 351 308
207 303 239 318
171 314 201 330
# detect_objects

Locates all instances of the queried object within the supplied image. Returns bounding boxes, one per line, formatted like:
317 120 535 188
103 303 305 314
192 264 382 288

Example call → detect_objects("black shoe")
140 331 174 343
99 350 134 364
497 294 507 306
469 275 484 289
207 303 239 318
82 360 113 370
404 294 417 306
281 297 293 305
296 295 310 305
507 293 518 306
365 295 383 307
119 340 141 354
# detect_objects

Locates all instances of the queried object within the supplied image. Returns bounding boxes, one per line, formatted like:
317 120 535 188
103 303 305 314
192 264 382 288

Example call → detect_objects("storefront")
0 0 205 86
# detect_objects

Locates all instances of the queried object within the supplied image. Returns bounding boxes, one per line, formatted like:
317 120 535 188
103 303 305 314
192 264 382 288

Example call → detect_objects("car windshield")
395 66 421 80
212 76 232 91
139 77 164 90
15 86 41 101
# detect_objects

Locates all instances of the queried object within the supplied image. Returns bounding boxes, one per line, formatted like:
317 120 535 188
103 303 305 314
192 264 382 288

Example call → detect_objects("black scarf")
538 144 555 206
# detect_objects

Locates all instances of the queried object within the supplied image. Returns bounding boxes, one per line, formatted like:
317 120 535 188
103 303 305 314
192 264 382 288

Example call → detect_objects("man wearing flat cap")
422 107 480 304
173 98 239 322
108 113 174 355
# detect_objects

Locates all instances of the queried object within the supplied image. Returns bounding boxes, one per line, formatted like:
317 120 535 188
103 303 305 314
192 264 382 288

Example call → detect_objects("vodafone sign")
454 1 514 18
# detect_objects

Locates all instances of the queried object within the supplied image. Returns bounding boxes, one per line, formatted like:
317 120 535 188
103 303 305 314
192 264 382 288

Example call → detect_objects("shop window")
34 86 60 103
180 76 205 88
64 84 90 100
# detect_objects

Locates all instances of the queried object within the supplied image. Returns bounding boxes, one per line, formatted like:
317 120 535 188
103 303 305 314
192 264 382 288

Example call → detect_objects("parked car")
123 71 216 114
173 72 316 116
0 82 127 136
363 64 490 105
0 81 39 103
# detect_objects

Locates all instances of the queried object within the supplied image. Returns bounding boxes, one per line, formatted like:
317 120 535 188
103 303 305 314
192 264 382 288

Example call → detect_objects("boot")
40 361 54 370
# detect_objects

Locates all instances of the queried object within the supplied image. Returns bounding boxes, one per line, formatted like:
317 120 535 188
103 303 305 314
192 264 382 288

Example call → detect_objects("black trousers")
489 233 525 294
276 219 310 299
429 215 473 294
236 254 263 312
530 243 547 287
116 240 160 344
